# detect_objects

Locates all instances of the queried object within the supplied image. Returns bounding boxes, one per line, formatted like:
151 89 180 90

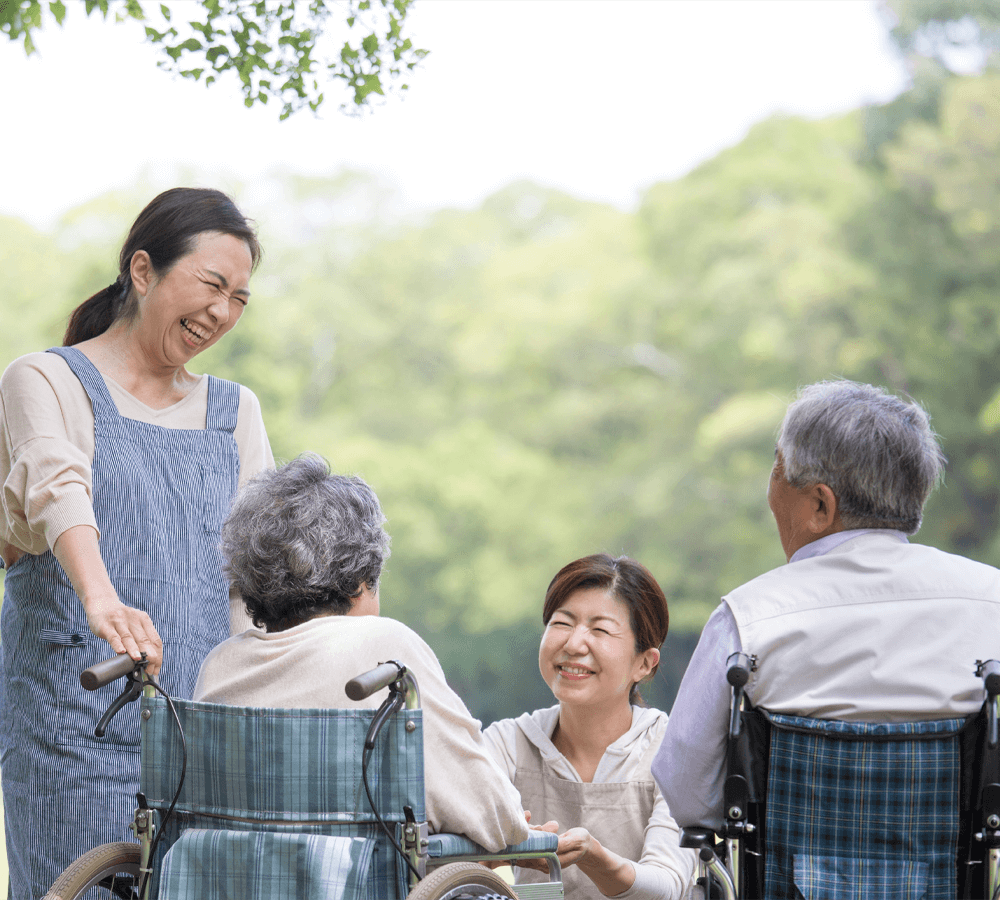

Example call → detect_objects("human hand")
514 812 561 871
554 827 597 869
85 593 163 677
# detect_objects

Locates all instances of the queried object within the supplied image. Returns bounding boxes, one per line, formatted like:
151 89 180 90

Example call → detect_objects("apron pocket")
48 632 142 749
200 463 231 535
793 854 929 900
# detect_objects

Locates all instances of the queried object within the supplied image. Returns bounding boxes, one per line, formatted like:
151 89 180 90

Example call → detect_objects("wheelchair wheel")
42 842 141 900
407 861 519 899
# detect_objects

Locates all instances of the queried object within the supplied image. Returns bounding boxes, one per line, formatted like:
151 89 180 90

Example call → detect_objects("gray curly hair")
776 380 946 535
221 454 391 631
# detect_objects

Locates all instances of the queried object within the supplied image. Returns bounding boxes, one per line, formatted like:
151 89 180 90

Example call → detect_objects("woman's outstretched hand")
53 524 164 676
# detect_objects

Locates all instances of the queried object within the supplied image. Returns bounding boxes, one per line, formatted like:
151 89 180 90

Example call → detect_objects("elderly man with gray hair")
194 454 529 852
651 379 1000 830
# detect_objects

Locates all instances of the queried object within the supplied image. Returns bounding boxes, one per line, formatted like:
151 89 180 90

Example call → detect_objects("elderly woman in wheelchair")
45 454 562 900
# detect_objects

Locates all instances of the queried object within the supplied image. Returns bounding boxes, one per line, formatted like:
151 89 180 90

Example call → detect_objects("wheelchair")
43 656 564 900
680 655 1000 900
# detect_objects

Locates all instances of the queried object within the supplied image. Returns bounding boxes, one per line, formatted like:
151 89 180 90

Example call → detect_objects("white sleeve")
613 784 699 899
650 603 740 832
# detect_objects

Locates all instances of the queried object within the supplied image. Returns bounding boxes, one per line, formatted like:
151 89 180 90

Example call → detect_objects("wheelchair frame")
43 655 564 900
680 656 1000 900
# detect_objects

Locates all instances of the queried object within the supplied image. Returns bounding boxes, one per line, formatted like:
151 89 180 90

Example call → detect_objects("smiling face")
538 586 658 715
130 230 253 369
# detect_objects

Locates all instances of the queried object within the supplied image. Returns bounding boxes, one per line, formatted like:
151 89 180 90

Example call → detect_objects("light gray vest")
726 532 1000 720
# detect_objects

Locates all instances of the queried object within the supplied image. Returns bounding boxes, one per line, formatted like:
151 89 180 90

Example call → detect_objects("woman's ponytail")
63 278 130 346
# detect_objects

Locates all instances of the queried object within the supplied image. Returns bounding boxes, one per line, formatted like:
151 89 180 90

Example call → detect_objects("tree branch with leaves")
2 0 428 118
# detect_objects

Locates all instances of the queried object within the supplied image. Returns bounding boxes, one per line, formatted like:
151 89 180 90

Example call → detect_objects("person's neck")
551 700 633 783
80 329 196 409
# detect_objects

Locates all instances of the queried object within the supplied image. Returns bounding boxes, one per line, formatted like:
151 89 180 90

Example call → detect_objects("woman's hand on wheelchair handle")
85 594 163 677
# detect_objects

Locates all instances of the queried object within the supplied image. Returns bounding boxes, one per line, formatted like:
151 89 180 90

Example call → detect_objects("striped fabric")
157 829 375 900
763 713 965 900
0 347 241 900
141 697 425 900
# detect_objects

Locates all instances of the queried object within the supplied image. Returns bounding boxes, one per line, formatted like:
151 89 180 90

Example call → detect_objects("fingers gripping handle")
345 661 406 702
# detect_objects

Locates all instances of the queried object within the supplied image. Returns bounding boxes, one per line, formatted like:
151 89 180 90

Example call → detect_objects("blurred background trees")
3 0 1000 721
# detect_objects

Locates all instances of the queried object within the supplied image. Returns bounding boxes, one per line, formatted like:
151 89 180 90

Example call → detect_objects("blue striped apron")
0 346 240 899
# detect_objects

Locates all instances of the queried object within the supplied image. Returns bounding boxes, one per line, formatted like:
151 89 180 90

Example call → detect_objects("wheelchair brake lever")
94 669 145 738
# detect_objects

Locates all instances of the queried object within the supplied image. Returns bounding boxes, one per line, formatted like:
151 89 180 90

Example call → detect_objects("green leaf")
49 0 67 25
159 3 170 21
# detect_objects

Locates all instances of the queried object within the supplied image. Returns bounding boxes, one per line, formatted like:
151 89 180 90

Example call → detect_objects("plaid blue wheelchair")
43 657 564 900
680 655 1000 900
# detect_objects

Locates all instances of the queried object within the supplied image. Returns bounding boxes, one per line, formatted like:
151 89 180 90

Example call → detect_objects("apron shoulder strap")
46 346 118 420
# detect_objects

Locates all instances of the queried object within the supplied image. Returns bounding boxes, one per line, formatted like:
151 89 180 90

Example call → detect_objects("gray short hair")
776 380 946 534
222 454 390 630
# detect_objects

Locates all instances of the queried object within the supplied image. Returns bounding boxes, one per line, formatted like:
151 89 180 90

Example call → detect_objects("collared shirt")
650 530 907 830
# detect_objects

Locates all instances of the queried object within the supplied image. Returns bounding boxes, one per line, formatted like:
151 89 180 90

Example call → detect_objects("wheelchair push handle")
978 659 1000 698
727 652 755 689
346 661 407 701
81 652 145 691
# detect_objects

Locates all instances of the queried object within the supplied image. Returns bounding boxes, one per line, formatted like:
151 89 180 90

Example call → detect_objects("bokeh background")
3 0 1000 891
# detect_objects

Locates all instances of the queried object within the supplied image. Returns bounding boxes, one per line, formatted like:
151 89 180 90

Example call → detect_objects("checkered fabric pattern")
763 713 965 900
140 697 425 900
157 829 375 900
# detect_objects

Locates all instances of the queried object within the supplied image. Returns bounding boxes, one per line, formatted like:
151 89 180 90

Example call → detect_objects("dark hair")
542 553 669 705
777 380 946 534
222 454 391 632
63 187 262 346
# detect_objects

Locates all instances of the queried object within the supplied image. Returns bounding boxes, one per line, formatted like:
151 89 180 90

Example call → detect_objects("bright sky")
2 0 910 230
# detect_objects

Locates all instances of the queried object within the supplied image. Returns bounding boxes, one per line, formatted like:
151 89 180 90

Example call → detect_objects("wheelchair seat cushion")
157 829 376 900
764 713 965 900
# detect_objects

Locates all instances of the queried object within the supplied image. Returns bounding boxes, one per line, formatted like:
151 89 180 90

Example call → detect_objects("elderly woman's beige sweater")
194 614 531 853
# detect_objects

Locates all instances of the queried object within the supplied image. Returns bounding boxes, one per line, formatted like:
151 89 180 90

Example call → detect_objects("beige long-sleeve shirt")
194 614 531 853
1 350 274 631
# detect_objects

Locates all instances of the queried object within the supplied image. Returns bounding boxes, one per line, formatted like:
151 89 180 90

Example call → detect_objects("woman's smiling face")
538 586 656 713
131 230 253 368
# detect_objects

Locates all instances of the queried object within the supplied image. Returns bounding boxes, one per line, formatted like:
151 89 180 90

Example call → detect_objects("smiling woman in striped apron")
0 188 274 899
484 554 698 900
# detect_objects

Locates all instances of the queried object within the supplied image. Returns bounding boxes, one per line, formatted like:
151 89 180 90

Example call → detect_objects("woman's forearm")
53 524 163 674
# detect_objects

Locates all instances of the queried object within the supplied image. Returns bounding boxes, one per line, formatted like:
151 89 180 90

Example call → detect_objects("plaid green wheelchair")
680 655 1000 900
43 656 564 900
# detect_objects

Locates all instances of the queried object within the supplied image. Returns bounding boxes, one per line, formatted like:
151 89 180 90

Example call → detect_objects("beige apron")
512 717 666 900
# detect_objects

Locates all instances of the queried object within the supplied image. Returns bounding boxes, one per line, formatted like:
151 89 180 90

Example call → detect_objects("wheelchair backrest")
140 696 425 899
763 712 967 900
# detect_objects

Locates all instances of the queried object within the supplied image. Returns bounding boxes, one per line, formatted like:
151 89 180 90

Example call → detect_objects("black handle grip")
346 662 403 702
727 652 754 688
981 659 1000 697
81 654 138 691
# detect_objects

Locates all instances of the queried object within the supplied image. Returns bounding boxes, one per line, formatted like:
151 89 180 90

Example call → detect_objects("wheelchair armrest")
680 826 718 851
426 831 558 859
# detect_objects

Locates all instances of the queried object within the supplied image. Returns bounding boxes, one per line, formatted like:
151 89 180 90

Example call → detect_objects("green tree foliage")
5 69 1000 718
884 0 1000 73
0 0 427 117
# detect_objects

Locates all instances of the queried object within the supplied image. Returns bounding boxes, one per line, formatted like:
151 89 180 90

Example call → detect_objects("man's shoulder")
725 532 1000 616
